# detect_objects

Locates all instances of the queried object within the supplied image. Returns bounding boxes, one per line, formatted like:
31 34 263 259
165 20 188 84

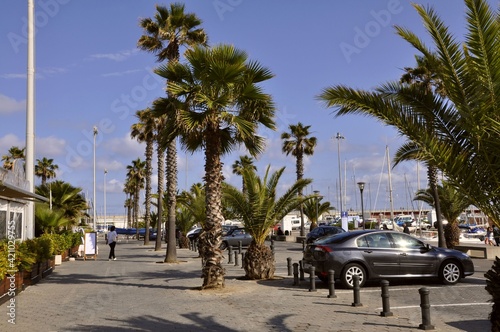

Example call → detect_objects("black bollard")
293 263 299 286
234 251 239 267
418 287 435 330
309 266 317 292
238 241 242 254
380 280 393 317
302 239 306 252
194 240 198 252
228 246 234 264
241 252 245 269
299 260 305 281
327 270 337 298
351 275 362 307
287 257 293 276
270 240 275 255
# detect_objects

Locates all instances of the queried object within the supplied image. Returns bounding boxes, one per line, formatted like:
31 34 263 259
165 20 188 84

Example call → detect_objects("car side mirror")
420 244 431 253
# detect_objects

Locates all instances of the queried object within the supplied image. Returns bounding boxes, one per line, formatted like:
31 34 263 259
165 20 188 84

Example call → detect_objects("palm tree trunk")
135 187 140 240
144 141 153 245
165 139 178 262
428 165 446 247
155 146 165 251
200 131 225 289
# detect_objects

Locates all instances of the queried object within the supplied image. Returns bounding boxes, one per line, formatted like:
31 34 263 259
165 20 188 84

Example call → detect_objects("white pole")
104 169 107 231
335 133 346 231
93 126 98 231
25 0 35 239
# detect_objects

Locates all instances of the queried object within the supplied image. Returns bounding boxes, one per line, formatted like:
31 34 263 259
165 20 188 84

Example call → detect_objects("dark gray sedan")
302 230 474 288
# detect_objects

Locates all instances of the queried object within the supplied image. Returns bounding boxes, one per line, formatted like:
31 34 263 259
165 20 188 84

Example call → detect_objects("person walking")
485 226 495 246
107 226 118 260
403 224 410 234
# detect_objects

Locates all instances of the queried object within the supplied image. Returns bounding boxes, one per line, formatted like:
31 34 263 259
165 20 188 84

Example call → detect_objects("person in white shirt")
107 226 118 260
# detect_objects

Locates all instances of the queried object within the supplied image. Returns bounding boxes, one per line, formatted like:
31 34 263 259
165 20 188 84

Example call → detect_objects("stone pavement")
0 236 493 331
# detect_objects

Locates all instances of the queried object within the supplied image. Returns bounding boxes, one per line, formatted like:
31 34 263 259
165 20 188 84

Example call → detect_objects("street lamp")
335 133 345 230
93 126 98 231
357 182 365 230
104 169 107 232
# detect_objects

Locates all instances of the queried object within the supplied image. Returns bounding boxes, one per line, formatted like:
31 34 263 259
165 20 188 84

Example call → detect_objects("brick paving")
0 236 493 331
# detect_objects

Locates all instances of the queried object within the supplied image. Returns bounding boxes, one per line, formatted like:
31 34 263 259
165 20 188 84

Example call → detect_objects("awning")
0 181 48 202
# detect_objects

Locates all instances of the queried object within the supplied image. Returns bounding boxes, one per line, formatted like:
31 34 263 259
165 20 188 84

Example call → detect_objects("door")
357 233 399 276
389 233 437 275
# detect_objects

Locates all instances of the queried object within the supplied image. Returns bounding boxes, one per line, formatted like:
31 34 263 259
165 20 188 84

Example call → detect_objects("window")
359 233 392 248
391 233 424 249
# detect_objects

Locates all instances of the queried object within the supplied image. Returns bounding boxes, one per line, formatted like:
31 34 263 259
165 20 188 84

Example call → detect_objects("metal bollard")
241 252 245 269
302 239 306 252
194 240 198 252
299 260 305 281
418 287 435 330
309 266 317 292
327 270 337 298
287 257 293 276
228 246 234 264
234 251 239 266
351 275 362 307
293 263 299 286
238 241 242 254
270 240 275 254
380 280 393 317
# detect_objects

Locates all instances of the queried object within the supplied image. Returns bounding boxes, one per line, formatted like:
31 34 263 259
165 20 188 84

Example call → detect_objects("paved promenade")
0 236 493 331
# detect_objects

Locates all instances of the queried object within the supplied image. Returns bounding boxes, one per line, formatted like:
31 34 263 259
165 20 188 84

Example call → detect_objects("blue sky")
0 0 488 217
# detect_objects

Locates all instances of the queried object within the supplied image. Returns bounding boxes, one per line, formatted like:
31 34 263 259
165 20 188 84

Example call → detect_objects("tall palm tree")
123 181 134 228
281 123 317 237
126 158 146 238
231 155 256 194
138 3 207 262
223 165 312 279
131 108 156 245
35 158 58 186
2 146 25 170
155 44 276 289
318 0 500 236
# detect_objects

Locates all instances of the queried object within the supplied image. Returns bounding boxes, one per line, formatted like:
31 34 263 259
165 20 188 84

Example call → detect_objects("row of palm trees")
2 147 58 186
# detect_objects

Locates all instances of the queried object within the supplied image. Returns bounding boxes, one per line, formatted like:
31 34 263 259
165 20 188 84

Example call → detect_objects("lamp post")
357 182 365 230
104 169 107 232
93 126 98 231
335 133 345 230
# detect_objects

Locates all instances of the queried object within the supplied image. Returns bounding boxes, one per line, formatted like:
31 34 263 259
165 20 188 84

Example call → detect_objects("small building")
0 161 47 240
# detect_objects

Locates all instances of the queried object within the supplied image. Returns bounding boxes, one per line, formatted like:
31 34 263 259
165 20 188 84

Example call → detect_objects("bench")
454 244 500 260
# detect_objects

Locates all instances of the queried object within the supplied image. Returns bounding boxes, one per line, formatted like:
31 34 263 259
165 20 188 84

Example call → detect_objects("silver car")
302 230 474 288
220 227 252 250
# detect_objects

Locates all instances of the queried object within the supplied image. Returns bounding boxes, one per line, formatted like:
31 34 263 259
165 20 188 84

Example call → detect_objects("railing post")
380 280 393 317
418 287 434 330
351 275 362 307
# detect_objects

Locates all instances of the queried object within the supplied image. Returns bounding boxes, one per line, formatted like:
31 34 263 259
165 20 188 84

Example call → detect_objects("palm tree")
2 146 25 170
177 183 206 249
231 155 256 194
414 181 472 248
138 3 207 262
34 157 58 186
303 196 331 231
281 123 317 237
123 181 134 228
35 180 89 226
131 108 156 245
34 203 70 236
126 158 146 238
318 0 500 237
155 44 276 289
223 165 312 279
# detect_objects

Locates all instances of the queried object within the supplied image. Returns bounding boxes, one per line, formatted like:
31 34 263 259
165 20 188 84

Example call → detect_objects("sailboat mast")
386 146 395 220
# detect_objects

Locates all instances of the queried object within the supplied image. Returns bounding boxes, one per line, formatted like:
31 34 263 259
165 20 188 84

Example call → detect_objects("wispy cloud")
90 49 138 62
101 69 142 77
0 94 25 114
0 73 25 79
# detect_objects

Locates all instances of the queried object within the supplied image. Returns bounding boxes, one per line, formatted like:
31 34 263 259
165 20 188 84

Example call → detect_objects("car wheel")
220 241 228 250
341 263 366 289
440 260 462 285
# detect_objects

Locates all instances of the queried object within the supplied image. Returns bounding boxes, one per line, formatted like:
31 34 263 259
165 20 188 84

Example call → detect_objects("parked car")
302 229 474 288
222 225 239 236
306 226 346 244
187 227 203 242
220 227 252 250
